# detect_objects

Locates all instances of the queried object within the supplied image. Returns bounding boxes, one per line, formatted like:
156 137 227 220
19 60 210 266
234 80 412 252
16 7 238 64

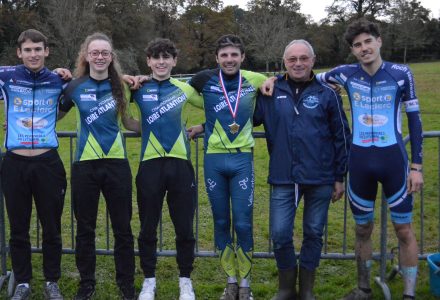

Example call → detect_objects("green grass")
0 62 440 299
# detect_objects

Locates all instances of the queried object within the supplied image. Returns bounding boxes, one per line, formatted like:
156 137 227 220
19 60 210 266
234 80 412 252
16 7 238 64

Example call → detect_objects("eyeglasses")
285 56 311 64
88 50 112 59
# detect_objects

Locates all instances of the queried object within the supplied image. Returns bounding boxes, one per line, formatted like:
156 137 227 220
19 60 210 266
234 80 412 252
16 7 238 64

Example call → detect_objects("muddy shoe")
341 287 372 300
220 283 239 300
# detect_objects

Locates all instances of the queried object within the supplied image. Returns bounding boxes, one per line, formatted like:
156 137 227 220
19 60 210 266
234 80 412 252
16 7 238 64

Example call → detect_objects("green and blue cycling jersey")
127 77 203 161
59 76 128 161
188 69 267 153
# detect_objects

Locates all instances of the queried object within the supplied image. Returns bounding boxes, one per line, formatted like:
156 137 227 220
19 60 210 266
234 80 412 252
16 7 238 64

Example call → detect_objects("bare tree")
40 0 98 68
243 0 305 72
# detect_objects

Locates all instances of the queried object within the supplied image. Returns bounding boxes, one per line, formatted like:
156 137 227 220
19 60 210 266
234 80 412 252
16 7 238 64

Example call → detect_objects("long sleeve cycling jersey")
59 76 128 161
316 62 423 164
0 65 66 150
188 69 266 153
128 77 203 161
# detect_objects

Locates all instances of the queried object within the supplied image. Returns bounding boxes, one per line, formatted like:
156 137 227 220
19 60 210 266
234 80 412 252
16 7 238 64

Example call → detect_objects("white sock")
239 278 250 288
144 277 156 285
401 266 417 296
227 276 238 284
179 277 191 284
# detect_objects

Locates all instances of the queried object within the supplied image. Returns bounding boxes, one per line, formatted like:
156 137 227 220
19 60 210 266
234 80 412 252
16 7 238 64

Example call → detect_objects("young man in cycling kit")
187 35 266 300
127 38 203 300
317 19 423 300
0 29 69 300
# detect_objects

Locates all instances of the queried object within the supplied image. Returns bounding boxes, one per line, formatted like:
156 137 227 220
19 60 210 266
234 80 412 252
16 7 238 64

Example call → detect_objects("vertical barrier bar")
0 151 7 276
374 192 391 300
70 136 75 249
379 192 388 281
106 208 110 250
342 177 348 255
195 136 200 253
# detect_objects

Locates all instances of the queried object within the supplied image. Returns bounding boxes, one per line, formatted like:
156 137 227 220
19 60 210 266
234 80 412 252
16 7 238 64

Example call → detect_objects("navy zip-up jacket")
254 75 351 185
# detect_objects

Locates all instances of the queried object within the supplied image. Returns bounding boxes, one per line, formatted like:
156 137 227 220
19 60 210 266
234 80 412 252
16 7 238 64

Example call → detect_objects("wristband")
410 167 422 172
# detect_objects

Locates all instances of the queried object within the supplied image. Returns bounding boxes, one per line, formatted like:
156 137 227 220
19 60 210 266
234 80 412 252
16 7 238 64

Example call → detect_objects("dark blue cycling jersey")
0 65 66 150
317 62 422 164
317 62 423 224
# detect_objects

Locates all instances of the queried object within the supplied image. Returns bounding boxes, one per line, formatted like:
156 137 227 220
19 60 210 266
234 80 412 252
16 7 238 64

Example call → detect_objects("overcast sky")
222 0 440 22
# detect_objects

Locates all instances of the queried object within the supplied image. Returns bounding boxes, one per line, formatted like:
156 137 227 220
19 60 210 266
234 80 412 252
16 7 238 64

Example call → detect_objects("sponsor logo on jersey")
358 114 388 127
16 117 48 129
146 88 158 93
80 94 97 101
303 95 319 109
391 64 408 72
14 97 22 106
41 88 61 94
350 81 370 92
10 85 32 94
210 85 222 92
16 79 33 85
353 92 361 101
142 94 158 101
276 95 287 99
83 88 96 93
376 80 387 85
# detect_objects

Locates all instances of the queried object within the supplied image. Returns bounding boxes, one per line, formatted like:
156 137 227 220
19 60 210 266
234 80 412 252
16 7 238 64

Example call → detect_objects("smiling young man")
316 19 423 300
254 39 350 300
187 35 266 300
0 29 67 300
126 38 203 300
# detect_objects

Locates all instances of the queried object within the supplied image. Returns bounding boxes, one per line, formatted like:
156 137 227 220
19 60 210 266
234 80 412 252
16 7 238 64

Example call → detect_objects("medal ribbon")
219 69 242 119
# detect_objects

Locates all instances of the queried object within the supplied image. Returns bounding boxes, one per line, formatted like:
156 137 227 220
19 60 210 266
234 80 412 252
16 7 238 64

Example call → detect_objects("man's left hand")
407 164 424 194
332 181 344 202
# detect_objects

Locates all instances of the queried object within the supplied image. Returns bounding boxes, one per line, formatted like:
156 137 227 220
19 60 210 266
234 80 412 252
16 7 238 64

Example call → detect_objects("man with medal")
188 35 266 300
254 39 350 300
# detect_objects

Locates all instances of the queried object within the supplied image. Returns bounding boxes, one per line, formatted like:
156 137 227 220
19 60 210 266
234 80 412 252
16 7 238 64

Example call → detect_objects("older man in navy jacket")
254 39 351 300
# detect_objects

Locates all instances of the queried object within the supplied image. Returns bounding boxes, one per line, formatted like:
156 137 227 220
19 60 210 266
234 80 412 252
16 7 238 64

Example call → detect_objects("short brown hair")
344 19 381 46
215 34 245 55
17 29 48 49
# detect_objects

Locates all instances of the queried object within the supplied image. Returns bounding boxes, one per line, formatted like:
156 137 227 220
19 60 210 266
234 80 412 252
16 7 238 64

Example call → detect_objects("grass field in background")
0 61 439 299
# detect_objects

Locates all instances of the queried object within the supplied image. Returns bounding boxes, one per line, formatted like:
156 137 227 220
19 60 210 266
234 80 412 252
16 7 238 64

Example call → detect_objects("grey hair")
283 39 315 58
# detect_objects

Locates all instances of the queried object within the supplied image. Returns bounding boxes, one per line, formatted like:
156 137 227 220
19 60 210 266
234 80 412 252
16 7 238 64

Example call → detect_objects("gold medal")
229 121 240 134
219 70 243 136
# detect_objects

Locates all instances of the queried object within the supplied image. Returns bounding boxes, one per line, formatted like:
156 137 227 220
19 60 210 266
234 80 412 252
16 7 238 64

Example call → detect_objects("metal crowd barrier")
0 131 439 299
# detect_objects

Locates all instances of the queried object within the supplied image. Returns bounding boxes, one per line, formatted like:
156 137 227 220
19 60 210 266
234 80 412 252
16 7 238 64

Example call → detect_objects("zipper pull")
294 105 299 115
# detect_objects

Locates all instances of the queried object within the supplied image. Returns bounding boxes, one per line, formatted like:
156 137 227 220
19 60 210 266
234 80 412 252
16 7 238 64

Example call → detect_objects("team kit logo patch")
302 95 319 109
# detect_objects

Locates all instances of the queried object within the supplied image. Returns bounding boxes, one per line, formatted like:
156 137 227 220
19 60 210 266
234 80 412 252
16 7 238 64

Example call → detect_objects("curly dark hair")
344 19 381 46
145 38 178 58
